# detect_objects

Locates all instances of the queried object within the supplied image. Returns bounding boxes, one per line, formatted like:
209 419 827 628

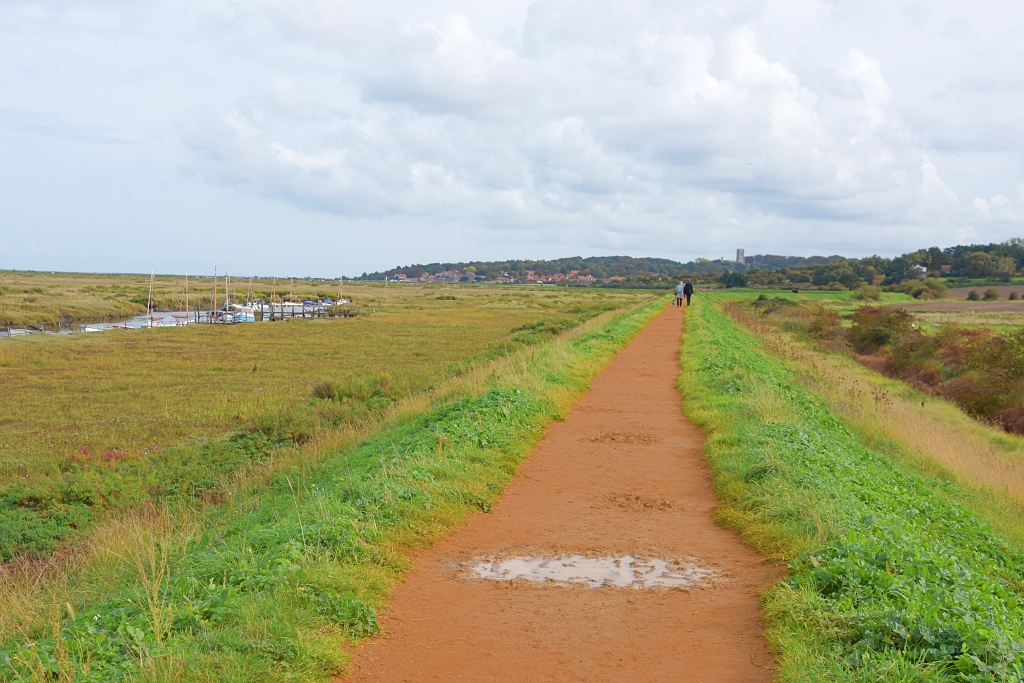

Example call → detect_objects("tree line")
356 239 1024 290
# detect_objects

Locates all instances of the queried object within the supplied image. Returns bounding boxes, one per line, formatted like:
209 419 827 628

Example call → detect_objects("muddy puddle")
468 555 714 589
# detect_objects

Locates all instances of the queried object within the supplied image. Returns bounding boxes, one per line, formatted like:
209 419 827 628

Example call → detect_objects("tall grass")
0 297 664 681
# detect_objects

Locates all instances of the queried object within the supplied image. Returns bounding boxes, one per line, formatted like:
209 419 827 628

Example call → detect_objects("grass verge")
722 297 1024 551
0 297 665 682
680 297 1024 682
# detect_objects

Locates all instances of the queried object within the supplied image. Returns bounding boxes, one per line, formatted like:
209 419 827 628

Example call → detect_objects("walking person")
674 280 685 308
683 279 694 306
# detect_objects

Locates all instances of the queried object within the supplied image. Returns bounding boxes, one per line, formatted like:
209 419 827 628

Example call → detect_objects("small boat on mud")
214 303 256 324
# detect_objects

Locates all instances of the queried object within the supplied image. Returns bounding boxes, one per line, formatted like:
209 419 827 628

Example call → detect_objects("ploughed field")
0 279 649 561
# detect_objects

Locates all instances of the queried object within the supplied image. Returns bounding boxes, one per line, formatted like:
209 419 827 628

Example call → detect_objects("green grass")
0 282 651 561
680 298 1024 682
0 296 666 682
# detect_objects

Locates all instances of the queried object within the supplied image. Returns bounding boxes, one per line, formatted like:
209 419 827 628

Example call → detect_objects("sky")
1 0 1023 277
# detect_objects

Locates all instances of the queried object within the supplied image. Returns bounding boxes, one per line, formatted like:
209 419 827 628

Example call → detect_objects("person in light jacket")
674 281 685 308
683 280 694 306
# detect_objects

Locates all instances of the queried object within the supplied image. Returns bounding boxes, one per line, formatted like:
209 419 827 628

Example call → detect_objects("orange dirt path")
343 306 781 682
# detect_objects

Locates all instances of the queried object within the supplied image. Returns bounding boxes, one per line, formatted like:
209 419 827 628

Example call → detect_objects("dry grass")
908 309 1024 329
0 282 646 486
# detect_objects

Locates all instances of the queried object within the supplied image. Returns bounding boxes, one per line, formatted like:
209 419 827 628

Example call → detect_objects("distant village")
390 268 602 284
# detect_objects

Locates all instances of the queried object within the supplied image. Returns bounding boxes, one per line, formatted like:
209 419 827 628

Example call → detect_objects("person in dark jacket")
683 280 694 306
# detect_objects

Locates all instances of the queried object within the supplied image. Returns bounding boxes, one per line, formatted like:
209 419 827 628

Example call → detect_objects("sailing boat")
172 272 192 325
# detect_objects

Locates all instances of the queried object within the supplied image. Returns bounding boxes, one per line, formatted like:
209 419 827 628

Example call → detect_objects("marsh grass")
0 295 663 681
0 283 650 562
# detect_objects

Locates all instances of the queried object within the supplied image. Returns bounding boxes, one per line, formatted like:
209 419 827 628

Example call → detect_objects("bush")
885 279 947 299
984 288 1000 300
751 294 797 313
846 306 915 353
807 306 842 340
311 381 336 400
850 286 881 301
1010 292 1019 300
967 290 980 301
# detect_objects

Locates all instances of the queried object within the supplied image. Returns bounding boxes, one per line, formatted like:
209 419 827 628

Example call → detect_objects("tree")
718 271 748 288
959 252 995 278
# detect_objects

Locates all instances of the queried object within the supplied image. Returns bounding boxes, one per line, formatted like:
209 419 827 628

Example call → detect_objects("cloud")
181 5 968 238
2 0 1024 272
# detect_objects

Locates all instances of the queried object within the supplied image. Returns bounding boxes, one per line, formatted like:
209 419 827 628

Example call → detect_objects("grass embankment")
723 299 1024 551
680 297 1024 681
0 286 649 561
0 296 665 681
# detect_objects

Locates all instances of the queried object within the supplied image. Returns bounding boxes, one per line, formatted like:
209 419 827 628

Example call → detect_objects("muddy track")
344 306 781 682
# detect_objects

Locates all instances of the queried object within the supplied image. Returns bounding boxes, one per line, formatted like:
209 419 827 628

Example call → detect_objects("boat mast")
147 270 154 328
185 271 189 315
247 275 253 305
338 275 343 302
212 267 217 320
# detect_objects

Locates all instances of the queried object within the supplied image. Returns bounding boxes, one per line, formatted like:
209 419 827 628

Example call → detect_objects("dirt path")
344 307 781 682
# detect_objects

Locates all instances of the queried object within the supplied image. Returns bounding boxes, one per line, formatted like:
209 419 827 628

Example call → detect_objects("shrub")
751 294 797 313
311 381 336 400
850 285 881 301
807 306 842 340
984 288 1000 300
967 290 980 301
885 279 947 299
846 306 915 353
1010 292 1019 300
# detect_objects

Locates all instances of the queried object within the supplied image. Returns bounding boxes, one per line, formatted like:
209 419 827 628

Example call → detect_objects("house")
435 270 461 284
940 265 953 273
577 274 596 283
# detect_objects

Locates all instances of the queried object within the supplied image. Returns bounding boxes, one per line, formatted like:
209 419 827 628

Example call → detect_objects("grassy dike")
0 297 665 682
679 297 1024 682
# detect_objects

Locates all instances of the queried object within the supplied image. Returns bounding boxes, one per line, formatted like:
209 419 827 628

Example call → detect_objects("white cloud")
1 0 1023 274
